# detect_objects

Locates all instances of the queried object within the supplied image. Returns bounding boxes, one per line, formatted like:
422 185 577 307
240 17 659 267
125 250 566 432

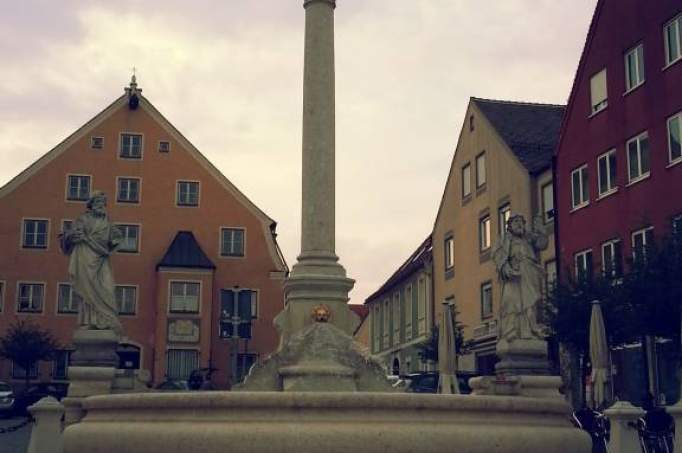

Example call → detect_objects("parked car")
0 381 15 417
13 382 69 415
404 372 475 394
155 380 190 392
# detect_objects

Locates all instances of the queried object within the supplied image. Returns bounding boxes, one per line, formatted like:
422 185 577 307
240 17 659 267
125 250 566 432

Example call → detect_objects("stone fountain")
63 1 591 452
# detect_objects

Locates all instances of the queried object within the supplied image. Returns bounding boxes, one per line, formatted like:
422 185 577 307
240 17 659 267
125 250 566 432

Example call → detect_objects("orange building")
0 78 288 390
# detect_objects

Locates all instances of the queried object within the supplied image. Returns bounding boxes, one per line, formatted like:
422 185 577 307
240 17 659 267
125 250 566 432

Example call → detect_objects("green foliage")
416 305 466 363
0 320 60 387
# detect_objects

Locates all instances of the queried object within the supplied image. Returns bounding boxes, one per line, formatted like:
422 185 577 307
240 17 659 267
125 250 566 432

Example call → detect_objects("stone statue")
493 214 548 342
60 191 122 333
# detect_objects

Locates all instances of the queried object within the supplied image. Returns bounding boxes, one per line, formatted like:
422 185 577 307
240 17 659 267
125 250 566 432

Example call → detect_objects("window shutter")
590 69 607 110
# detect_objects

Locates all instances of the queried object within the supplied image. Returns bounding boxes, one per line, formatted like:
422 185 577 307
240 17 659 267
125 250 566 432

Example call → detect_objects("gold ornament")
311 304 331 323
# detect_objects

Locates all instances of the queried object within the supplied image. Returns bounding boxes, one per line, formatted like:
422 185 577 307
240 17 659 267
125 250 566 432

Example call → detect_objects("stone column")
27 396 65 453
278 0 356 340
604 401 644 453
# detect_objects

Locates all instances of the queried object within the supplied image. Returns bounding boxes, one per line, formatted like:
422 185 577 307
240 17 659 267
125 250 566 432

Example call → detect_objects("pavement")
0 415 32 453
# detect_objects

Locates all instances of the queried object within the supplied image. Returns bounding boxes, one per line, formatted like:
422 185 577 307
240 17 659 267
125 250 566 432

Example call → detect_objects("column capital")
304 0 336 9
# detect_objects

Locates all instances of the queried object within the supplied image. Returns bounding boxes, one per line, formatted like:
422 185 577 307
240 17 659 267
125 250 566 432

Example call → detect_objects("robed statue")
493 214 548 342
60 191 123 333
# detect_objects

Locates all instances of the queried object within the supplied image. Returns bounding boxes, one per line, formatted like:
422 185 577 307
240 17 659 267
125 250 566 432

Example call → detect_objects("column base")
495 338 551 376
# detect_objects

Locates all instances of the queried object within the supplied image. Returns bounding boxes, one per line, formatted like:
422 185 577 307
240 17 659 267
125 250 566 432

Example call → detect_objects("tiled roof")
349 304 369 321
365 235 432 304
157 231 216 270
473 98 566 174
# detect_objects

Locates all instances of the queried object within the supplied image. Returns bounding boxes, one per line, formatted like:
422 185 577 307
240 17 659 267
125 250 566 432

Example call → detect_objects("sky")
0 0 596 305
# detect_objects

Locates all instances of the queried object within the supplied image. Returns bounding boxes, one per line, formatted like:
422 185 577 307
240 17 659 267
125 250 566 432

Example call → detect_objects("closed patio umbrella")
589 300 609 409
438 301 459 394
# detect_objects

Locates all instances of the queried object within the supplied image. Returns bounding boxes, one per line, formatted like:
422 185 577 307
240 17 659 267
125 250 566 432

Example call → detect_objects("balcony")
472 319 498 340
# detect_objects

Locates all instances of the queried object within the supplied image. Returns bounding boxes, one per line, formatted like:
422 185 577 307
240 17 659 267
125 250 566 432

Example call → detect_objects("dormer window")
159 141 170 153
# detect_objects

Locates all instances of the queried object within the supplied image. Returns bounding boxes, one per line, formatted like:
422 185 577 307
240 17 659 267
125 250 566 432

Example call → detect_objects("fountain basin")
63 391 590 452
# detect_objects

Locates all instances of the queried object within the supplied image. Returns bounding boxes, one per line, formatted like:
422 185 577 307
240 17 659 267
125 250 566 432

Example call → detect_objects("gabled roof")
365 235 432 304
472 98 566 174
157 231 215 270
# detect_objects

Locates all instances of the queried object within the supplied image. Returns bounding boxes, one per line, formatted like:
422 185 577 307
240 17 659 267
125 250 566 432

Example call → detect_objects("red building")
0 78 288 390
556 0 682 283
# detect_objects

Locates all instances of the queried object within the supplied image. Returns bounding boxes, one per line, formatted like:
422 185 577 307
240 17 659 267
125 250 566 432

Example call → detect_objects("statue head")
86 191 108 217
506 214 526 237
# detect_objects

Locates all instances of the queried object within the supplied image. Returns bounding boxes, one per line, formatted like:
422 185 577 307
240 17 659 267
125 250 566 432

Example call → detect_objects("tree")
415 306 466 366
0 320 60 390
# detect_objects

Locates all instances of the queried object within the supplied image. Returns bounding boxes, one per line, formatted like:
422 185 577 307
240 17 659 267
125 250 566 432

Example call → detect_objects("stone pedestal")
70 329 119 367
27 396 65 453
470 375 562 398
604 401 644 453
495 338 550 376
666 402 682 450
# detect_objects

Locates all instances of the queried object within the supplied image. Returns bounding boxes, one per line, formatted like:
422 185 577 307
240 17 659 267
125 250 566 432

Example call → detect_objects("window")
444 236 454 270
575 250 593 282
62 220 73 233
0 281 4 312
481 282 493 319
17 283 44 313
66 175 91 201
91 136 103 150
159 141 170 153
22 219 49 249
120 133 142 158
116 285 137 315
498 203 511 237
221 228 245 257
475 153 486 188
542 183 554 222
117 178 140 203
117 224 140 253
627 132 650 182
668 112 682 164
545 260 557 293
12 361 38 379
664 13 682 66
469 115 475 132
479 215 491 251
218 289 257 339
392 293 400 344
170 282 200 313
632 227 654 263
590 69 608 114
625 44 645 92
383 299 390 348
461 164 471 198
177 181 199 207
52 350 70 380
602 239 623 278
372 305 381 352
166 349 198 380
57 283 81 314
598 149 617 196
405 285 413 341
236 353 258 383
417 277 426 335
571 165 589 209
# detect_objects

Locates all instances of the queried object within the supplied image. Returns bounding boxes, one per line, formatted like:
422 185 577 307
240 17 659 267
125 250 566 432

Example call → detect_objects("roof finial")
124 66 142 98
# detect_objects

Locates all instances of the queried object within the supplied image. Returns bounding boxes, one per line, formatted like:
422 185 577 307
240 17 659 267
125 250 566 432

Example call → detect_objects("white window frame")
382 298 390 348
65 174 92 202
417 277 427 335
479 215 491 251
626 131 650 183
392 292 401 345
574 249 593 282
475 152 486 188
165 348 199 381
462 163 472 198
16 282 45 314
668 112 682 165
624 44 645 93
597 149 617 197
498 203 511 237
601 239 623 278
57 283 80 314
220 227 246 257
571 165 589 210
176 180 200 207
116 224 141 253
119 132 143 159
116 177 141 204
158 141 171 153
404 284 413 341
664 13 682 67
116 285 138 316
169 281 201 314
632 227 654 263
91 136 104 150
21 218 50 249
590 68 608 114
444 236 454 270
372 304 381 352
480 282 493 319
541 182 554 223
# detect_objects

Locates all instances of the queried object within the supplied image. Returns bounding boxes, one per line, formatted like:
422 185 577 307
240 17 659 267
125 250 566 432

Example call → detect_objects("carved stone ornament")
311 305 331 323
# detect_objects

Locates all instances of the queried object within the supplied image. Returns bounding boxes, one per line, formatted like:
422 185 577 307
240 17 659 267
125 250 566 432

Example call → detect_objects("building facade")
0 79 288 390
364 236 434 375
432 98 563 375
555 0 682 404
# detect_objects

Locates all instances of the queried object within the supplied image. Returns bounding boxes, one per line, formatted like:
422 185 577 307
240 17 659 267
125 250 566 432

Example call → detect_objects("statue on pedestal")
60 191 122 334
493 214 548 343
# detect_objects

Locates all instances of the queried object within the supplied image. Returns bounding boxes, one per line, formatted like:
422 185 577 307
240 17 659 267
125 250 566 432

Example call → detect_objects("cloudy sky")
0 0 595 305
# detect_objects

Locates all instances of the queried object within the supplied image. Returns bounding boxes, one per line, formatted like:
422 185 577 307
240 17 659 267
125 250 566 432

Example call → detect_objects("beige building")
432 98 564 375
